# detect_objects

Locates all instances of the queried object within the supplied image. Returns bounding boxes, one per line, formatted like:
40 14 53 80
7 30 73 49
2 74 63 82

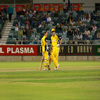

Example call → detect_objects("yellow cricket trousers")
42 51 49 69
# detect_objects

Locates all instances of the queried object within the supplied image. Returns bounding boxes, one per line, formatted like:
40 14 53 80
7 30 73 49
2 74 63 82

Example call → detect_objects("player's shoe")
44 66 48 70
54 68 58 70
54 64 59 70
44 68 48 70
48 65 51 70
57 64 59 70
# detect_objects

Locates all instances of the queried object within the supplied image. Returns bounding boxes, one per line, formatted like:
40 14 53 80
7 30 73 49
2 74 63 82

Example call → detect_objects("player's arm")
60 38 62 45
57 36 62 46
50 37 53 48
41 39 45 53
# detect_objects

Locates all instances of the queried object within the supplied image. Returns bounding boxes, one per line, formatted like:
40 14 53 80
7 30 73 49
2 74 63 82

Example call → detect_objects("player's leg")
40 56 44 70
46 51 50 70
49 50 52 68
55 47 60 69
43 51 49 70
50 49 59 69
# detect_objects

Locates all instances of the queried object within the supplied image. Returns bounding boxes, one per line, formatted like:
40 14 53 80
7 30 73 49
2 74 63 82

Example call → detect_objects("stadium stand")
7 9 100 45
0 3 100 45
0 7 7 38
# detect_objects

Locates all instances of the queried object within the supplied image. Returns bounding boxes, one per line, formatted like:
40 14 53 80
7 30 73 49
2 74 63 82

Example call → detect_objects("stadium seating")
0 11 7 38
6 10 100 44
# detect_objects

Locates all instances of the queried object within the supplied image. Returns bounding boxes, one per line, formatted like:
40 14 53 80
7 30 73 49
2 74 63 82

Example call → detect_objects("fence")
0 45 100 61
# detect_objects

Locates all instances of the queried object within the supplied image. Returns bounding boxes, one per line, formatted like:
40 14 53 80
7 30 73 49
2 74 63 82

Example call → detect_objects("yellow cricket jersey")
51 34 60 48
41 36 46 53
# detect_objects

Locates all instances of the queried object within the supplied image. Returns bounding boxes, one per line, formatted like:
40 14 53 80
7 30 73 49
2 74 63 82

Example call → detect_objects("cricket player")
41 31 50 70
50 29 62 70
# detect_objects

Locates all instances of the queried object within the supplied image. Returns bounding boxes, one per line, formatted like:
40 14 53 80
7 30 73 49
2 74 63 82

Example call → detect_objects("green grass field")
0 61 100 100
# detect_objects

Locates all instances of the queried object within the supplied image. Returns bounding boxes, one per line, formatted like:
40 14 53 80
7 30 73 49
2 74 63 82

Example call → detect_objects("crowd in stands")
12 6 100 45
0 6 7 38
0 2 100 44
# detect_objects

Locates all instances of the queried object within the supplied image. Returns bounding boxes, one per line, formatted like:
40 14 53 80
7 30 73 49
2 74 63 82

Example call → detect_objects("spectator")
22 6 26 12
74 37 78 44
62 19 65 26
81 14 86 22
55 23 60 30
84 28 90 39
67 0 70 12
35 8 39 15
2 6 7 14
97 30 100 39
19 38 24 44
8 5 13 22
86 40 92 44
27 27 33 36
17 20 22 27
23 28 27 35
50 11 54 17
39 22 44 28
15 39 19 45
0 13 4 21
91 12 95 21
88 24 93 32
15 24 19 32
72 29 75 35
29 11 33 18
33 38 38 44
77 19 82 26
18 27 23 36
59 24 62 31
33 20 38 28
86 13 91 22
95 12 99 21
24 39 29 44
73 33 77 40
24 11 29 17
43 21 46 30
77 32 82 40
39 11 45 20
67 27 72 36
93 24 97 32
44 14 48 22
80 22 85 33
28 17 32 24
96 12 99 17
62 0 66 13
63 27 67 35
81 21 85 27
54 11 58 17
47 15 51 23
25 18 30 29
69 39 73 44
33 12 37 20
69 19 76 26
75 28 79 35
65 21 68 26
68 14 73 23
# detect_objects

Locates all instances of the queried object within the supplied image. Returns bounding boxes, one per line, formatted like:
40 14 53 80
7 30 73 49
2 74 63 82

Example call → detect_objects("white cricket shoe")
54 64 59 70
54 68 58 70
44 68 48 70
57 64 59 70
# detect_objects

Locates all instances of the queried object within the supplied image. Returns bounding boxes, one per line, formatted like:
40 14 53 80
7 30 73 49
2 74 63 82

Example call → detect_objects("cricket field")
0 61 100 100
